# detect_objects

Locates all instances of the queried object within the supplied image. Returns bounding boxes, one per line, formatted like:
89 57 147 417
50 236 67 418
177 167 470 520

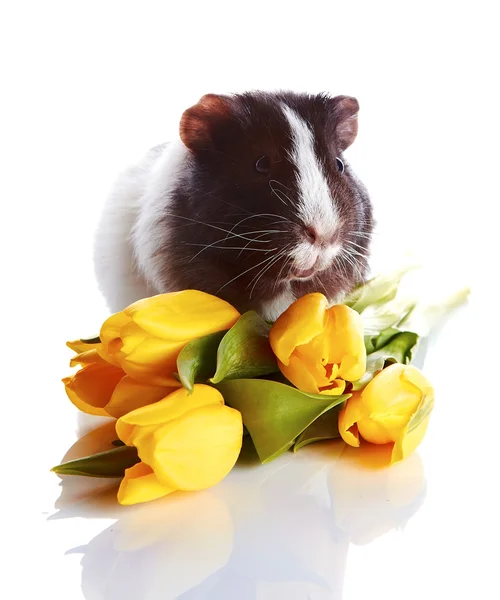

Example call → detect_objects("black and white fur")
94 91 373 320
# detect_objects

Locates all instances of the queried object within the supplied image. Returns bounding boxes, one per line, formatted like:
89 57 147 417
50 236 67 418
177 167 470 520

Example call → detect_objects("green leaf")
176 330 227 392
51 445 139 478
352 330 419 391
294 405 343 451
364 327 400 354
216 379 350 463
80 335 101 344
344 263 419 313
210 311 279 384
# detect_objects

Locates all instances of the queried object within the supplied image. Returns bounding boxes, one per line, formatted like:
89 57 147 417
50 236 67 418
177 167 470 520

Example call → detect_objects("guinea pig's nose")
304 226 318 244
304 225 339 247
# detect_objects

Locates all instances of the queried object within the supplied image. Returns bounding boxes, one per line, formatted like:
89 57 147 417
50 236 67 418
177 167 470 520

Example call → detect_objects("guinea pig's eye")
255 156 271 174
335 157 345 174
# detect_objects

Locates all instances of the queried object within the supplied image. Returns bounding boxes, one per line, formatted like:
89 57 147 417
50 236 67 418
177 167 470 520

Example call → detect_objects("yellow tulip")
338 363 434 464
269 293 366 395
63 343 175 418
99 291 241 387
116 385 243 505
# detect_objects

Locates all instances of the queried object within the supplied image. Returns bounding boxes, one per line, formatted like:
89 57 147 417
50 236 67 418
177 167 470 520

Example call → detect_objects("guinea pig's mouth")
289 266 316 280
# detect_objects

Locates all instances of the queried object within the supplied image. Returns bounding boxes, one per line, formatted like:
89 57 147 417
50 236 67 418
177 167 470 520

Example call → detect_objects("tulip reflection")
78 490 234 600
75 442 425 600
327 442 426 545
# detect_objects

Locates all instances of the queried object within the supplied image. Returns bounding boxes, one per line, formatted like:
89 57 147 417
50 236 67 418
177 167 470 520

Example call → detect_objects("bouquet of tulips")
53 264 468 505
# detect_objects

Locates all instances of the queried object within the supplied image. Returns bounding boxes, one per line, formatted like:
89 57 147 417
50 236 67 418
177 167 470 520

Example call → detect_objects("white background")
1 1 498 599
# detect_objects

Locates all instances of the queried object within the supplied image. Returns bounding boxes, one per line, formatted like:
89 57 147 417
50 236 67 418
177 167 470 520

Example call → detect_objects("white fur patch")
281 104 341 274
133 139 190 292
261 286 296 321
94 140 189 313
281 104 338 237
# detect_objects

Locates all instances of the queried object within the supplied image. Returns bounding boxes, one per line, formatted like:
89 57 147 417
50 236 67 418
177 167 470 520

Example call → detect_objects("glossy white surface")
2 2 498 598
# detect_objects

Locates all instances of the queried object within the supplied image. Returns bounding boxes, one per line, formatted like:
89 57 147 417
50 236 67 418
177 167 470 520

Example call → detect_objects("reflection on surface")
61 440 426 599
51 421 123 515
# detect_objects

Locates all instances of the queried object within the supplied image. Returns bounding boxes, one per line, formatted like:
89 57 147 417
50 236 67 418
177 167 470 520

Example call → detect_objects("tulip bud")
99 291 240 387
116 385 243 505
338 363 434 464
269 293 366 395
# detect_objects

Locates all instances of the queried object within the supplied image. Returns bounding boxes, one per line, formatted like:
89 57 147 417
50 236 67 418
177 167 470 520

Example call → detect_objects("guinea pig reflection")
94 91 373 320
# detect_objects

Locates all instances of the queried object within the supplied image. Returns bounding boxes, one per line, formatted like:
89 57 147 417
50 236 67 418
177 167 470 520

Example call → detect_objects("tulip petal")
324 305 366 382
125 291 240 341
106 318 186 386
120 361 181 387
117 462 176 505
391 415 431 464
99 311 130 365
357 416 394 445
338 392 365 447
318 379 346 395
294 342 332 386
63 363 124 416
66 339 101 353
124 336 186 367
361 364 423 416
105 377 177 419
69 348 106 368
352 363 434 453
142 404 243 490
121 338 186 386
278 356 321 394
100 311 130 345
63 378 109 417
391 372 434 463
402 365 435 399
119 320 150 355
269 293 328 366
116 385 224 446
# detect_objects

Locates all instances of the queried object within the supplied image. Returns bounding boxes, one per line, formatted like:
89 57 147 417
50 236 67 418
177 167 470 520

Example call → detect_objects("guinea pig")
94 91 373 321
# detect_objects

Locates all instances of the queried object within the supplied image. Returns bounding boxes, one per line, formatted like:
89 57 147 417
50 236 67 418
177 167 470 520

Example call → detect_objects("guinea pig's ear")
331 96 359 151
179 94 231 152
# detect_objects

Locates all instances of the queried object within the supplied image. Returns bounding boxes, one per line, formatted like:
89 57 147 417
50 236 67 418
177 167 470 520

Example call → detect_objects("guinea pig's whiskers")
216 253 282 295
269 179 293 193
248 249 289 299
313 275 330 298
345 239 368 252
237 231 274 258
269 180 294 207
276 253 294 283
335 253 350 281
351 231 375 239
344 244 369 262
186 243 277 253
187 230 278 262
341 251 362 279
338 248 364 281
264 218 295 227
168 220 234 232
165 214 271 244
335 257 349 283
224 213 285 241
269 189 289 207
